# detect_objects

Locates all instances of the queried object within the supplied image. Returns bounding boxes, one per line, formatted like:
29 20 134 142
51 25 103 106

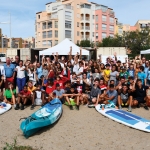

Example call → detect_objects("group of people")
0 47 150 112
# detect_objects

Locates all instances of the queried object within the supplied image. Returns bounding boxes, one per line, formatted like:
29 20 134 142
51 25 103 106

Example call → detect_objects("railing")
81 26 84 30
42 25 46 30
65 5 73 9
65 34 71 38
85 17 90 21
48 25 52 28
102 27 106 30
42 35 47 38
65 25 71 29
65 16 71 20
50 15 58 19
85 36 90 40
47 35 52 38
85 26 90 30
81 17 84 20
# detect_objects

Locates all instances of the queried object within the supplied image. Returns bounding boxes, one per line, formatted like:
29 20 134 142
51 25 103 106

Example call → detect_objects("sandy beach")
0 105 150 150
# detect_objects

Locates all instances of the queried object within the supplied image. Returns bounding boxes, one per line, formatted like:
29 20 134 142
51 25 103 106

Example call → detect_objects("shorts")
108 100 115 105
7 98 12 102
134 97 146 103
121 99 128 103
88 95 97 102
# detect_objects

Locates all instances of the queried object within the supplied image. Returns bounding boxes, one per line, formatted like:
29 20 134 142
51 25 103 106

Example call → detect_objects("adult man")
3 57 15 88
36 62 43 85
137 66 146 85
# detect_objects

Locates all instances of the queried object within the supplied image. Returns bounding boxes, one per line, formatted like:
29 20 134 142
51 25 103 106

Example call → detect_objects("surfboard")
95 104 150 132
0 102 12 115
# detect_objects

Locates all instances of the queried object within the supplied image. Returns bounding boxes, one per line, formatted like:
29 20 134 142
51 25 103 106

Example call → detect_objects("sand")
0 105 150 150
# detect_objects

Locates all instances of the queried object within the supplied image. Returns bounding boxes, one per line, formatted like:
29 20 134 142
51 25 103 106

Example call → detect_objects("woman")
109 65 119 86
16 60 26 92
4 82 16 109
56 62 63 76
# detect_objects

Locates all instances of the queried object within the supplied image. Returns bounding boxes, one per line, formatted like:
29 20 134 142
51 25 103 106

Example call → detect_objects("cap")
120 66 126 70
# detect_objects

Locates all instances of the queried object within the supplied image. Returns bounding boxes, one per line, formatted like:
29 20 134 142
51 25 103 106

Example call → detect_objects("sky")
0 0 150 38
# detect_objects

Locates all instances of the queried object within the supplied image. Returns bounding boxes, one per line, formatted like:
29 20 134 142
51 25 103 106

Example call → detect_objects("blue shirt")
147 70 150 80
144 67 149 77
36 66 43 79
127 69 135 77
3 64 15 78
137 72 146 85
106 90 118 105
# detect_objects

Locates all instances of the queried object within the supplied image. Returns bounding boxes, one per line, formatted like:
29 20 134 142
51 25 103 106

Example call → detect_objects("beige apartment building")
135 20 150 31
35 0 116 48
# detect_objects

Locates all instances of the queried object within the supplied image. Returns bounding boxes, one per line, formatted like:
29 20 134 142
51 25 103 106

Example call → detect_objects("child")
16 85 31 110
103 64 111 85
4 82 16 109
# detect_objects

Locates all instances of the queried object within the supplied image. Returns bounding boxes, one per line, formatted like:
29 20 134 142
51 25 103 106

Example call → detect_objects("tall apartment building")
35 0 116 48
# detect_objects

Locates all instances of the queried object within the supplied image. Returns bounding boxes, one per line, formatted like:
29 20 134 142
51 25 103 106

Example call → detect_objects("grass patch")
3 138 37 150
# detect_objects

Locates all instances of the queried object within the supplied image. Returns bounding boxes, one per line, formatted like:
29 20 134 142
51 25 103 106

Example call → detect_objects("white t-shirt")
16 66 25 78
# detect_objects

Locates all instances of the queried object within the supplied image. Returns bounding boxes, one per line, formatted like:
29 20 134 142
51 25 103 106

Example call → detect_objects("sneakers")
20 104 24 110
69 105 73 110
15 104 20 110
76 105 79 110
144 105 149 110
119 105 122 110
127 106 132 112
30 104 35 110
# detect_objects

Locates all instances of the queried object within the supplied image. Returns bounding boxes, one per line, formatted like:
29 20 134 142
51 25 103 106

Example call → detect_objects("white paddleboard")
95 104 150 133
0 103 12 115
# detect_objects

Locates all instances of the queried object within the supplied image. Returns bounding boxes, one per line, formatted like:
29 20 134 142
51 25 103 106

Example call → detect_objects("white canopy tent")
140 49 150 54
39 38 89 56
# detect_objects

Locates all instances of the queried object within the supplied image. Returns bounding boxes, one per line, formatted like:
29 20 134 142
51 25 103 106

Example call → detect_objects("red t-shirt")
46 85 55 94
48 70 54 78
54 80 64 89
20 90 31 96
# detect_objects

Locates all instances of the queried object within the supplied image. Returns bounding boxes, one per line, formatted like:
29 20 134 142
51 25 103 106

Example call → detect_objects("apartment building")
22 37 35 48
35 0 116 48
135 20 150 31
115 19 123 36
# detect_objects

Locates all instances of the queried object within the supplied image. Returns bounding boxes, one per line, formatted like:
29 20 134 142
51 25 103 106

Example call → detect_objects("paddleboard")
0 102 11 115
95 104 150 132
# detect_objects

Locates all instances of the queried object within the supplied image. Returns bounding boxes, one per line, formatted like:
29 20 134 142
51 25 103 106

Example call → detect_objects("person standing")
3 57 15 89
16 60 26 92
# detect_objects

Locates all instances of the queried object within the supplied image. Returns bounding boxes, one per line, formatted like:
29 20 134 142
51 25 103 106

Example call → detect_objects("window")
110 17 114 23
96 15 98 21
47 31 52 38
109 25 114 31
93 15 95 19
42 31 46 38
47 40 52 46
42 22 46 30
65 11 72 20
109 34 114 37
102 24 106 30
77 4 80 8
38 23 40 28
118 28 123 35
65 21 71 28
96 24 98 30
55 40 58 45
101 6 107 12
42 40 47 46
38 41 40 46
102 32 107 39
80 4 91 9
77 22 79 27
77 31 80 36
65 30 71 38
38 15 40 19
38 32 40 36
93 32 94 37
48 22 52 28
102 15 106 22
96 32 98 39
55 21 58 28
55 30 58 37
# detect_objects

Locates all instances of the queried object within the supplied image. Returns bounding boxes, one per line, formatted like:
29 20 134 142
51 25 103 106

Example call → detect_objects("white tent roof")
39 38 89 55
140 49 150 54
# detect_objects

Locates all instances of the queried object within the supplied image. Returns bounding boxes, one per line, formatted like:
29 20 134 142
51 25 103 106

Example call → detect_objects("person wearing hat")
53 83 65 104
119 66 129 80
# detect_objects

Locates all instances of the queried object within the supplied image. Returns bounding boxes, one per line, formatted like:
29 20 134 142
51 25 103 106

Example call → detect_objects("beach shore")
0 105 150 150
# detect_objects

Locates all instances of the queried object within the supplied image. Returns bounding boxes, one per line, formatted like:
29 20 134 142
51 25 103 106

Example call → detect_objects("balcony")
85 17 90 21
85 26 90 30
49 15 58 19
81 17 84 20
81 26 84 30
85 36 90 40
65 5 73 10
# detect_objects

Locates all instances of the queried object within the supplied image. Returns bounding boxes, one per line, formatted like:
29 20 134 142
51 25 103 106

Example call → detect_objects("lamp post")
0 13 11 48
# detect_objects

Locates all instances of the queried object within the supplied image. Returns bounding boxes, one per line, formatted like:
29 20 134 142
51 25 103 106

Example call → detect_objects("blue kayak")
20 98 63 138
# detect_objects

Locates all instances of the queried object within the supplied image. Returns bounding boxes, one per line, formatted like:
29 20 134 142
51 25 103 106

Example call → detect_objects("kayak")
20 98 62 138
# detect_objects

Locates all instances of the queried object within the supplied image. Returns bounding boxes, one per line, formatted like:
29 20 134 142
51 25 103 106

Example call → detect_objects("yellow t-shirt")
28 86 36 92
104 69 111 82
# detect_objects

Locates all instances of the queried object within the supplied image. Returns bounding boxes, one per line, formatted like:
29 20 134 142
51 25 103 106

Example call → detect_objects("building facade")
135 20 150 31
35 0 116 48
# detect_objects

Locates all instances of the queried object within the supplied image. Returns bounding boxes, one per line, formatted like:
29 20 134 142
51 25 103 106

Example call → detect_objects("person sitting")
103 84 118 106
16 85 31 110
53 83 65 104
132 79 149 110
118 84 132 112
119 66 129 80
88 78 101 107
27 81 37 110
3 82 16 109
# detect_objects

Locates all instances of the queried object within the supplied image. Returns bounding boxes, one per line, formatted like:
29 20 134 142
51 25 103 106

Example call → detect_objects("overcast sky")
0 0 150 38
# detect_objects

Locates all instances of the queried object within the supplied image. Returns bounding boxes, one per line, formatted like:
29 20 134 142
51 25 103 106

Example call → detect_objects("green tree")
80 40 91 47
